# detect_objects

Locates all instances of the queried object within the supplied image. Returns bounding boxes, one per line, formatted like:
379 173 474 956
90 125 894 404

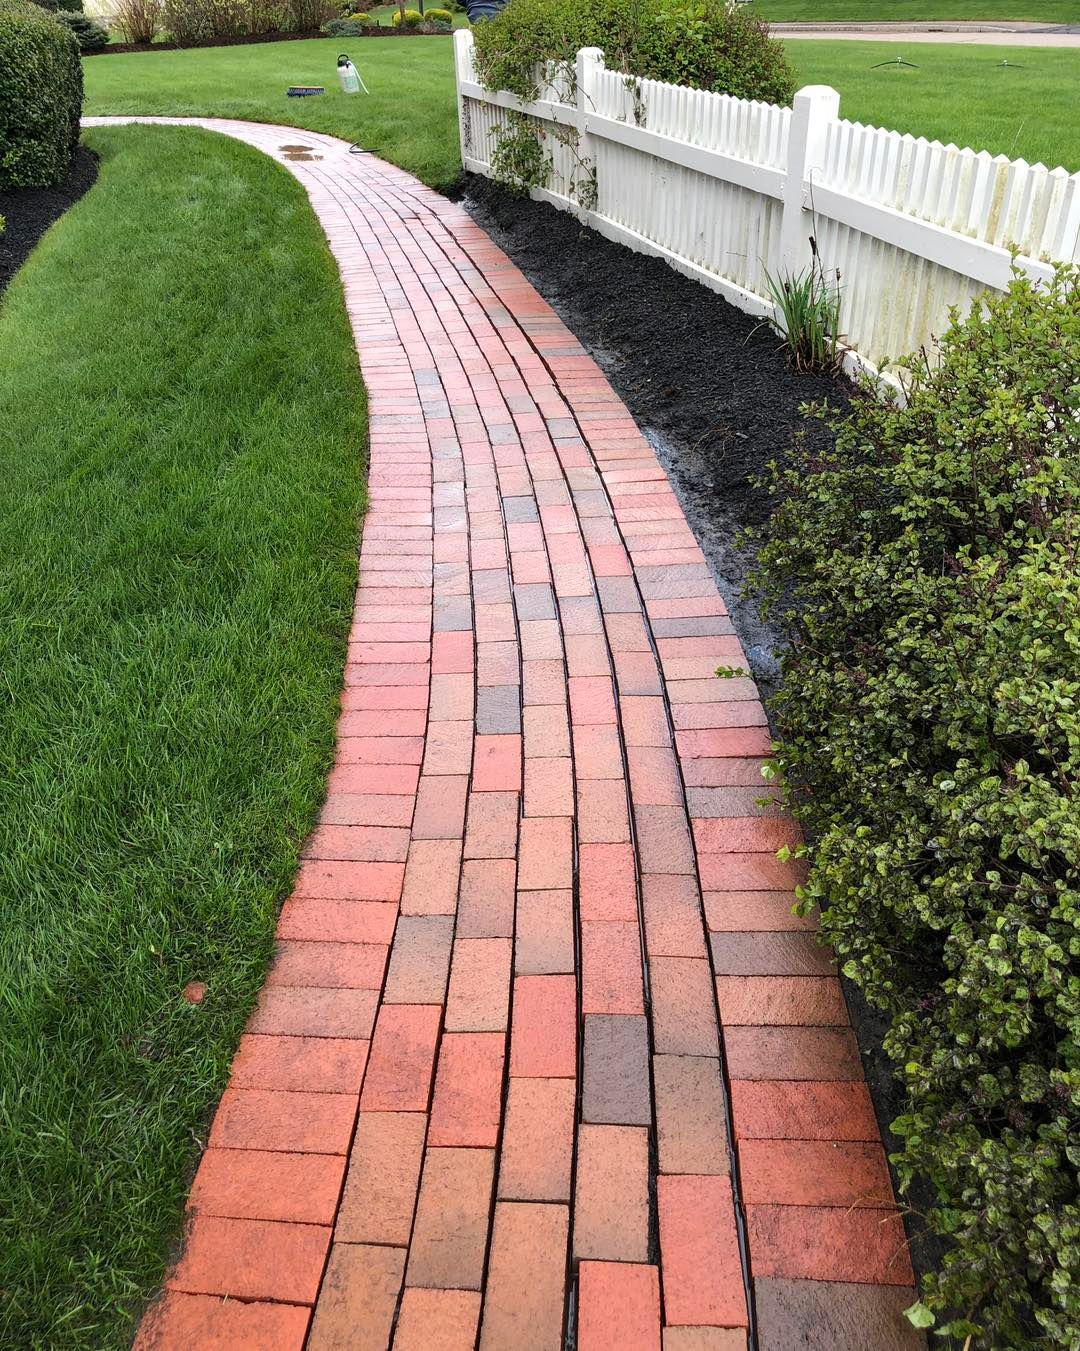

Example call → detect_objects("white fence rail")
454 29 1080 375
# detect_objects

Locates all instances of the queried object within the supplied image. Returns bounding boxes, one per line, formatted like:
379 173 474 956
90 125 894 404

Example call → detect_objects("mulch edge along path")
0 147 98 298
87 116 924 1351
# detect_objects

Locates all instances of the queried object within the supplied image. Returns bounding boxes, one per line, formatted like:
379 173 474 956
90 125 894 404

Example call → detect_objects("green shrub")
472 0 795 105
0 0 82 190
31 0 82 12
752 265 1080 1347
56 8 107 46
424 6 451 19
420 16 449 29
322 13 372 31
391 6 422 23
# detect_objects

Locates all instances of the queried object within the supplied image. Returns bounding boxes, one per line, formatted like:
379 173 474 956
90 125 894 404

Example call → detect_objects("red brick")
739 1139 894 1208
231 1034 368 1094
480 1202 569 1350
635 805 696 874
566 632 610 677
303 824 411 862
394 1289 481 1351
336 737 425 766
654 1055 729 1175
327 762 420 796
578 842 636 921
293 859 404 902
188 1148 345 1225
523 659 566 706
411 775 469 839
515 889 575 975
752 1279 923 1351
715 976 846 1026
518 816 573 890
423 721 473 775
473 734 523 791
336 1111 427 1245
464 791 520 859
277 899 397 946
524 755 575 816
267 940 387 990
429 673 474 720
498 1077 575 1201
650 957 719 1056
382 915 454 1004
510 974 577 1076
682 757 770 787
457 858 516 937
360 1004 442 1111
627 745 683 806
401 838 462 914
703 891 814 933
578 780 631 843
569 675 617 724
723 1027 862 1081
573 723 624 778
698 852 807 892
445 937 512 1031
209 1089 354 1154
247 987 377 1039
429 1031 505 1147
693 817 801 854
406 1147 495 1290
308 1243 404 1350
582 921 644 1014
746 1205 914 1285
574 1124 649 1261
729 1080 880 1141
662 1329 746 1350
658 1175 747 1327
167 1215 329 1304
319 792 414 828
432 630 474 674
642 875 708 958
620 696 670 747
525 703 571 756
133 1293 309 1351
577 1262 661 1351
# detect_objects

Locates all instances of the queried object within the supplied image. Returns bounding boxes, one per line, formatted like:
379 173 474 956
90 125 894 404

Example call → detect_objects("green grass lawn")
84 36 461 187
753 0 1080 21
789 41 1080 170
0 123 365 1348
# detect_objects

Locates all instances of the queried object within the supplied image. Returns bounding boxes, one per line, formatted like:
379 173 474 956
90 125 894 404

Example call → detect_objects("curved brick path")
89 119 922 1351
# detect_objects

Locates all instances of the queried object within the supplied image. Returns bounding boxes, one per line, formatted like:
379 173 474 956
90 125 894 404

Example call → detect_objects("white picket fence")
454 29 1080 377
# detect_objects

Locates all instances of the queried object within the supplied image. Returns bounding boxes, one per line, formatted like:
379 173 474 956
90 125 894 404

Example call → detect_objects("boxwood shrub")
753 266 1080 1346
472 0 795 105
56 8 107 47
0 0 82 190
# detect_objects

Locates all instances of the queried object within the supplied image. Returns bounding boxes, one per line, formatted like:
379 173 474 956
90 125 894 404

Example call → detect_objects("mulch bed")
92 28 446 54
0 148 99 300
461 174 850 692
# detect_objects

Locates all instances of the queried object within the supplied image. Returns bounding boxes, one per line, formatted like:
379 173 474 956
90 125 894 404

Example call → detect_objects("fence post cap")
793 84 841 110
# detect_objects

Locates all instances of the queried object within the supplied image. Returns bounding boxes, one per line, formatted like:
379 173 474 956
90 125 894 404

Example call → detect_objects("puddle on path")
279 144 323 161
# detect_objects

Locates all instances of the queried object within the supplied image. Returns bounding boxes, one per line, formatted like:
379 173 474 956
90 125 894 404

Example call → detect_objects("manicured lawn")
0 123 365 1348
754 0 1080 20
789 40 1080 170
83 35 461 189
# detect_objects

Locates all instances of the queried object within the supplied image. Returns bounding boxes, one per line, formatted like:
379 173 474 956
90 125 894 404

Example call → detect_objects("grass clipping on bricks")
0 123 366 1348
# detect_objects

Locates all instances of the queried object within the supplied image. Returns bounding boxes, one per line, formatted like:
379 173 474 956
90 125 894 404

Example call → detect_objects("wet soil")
462 175 943 1287
0 148 99 301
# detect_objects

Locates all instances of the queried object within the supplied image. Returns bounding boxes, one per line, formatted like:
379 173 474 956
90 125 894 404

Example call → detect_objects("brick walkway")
91 119 922 1351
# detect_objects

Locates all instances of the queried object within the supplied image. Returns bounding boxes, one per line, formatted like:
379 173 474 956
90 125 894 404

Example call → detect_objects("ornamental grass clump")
752 265 1080 1346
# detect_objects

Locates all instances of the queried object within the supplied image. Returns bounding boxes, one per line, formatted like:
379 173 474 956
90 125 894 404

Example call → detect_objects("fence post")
779 84 840 276
454 29 475 172
574 46 604 220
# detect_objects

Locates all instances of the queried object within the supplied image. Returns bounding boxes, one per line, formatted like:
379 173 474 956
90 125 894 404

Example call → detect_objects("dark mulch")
93 27 445 54
462 174 849 693
0 148 99 299
462 175 944 1288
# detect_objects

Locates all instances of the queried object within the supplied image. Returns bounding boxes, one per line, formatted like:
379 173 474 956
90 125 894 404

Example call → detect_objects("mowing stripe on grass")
0 123 365 1348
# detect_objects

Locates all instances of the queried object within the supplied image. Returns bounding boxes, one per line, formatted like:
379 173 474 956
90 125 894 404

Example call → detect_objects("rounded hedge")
391 6 422 23
56 8 107 47
753 265 1080 1346
424 5 451 19
472 0 795 105
0 0 82 190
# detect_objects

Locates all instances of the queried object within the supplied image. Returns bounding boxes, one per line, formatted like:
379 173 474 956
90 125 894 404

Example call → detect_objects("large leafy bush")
472 0 795 105
0 0 81 190
753 266 1080 1346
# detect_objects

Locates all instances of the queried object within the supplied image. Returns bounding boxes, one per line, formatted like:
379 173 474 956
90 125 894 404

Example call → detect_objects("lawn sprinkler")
996 58 1025 68
871 55 919 70
337 54 369 95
